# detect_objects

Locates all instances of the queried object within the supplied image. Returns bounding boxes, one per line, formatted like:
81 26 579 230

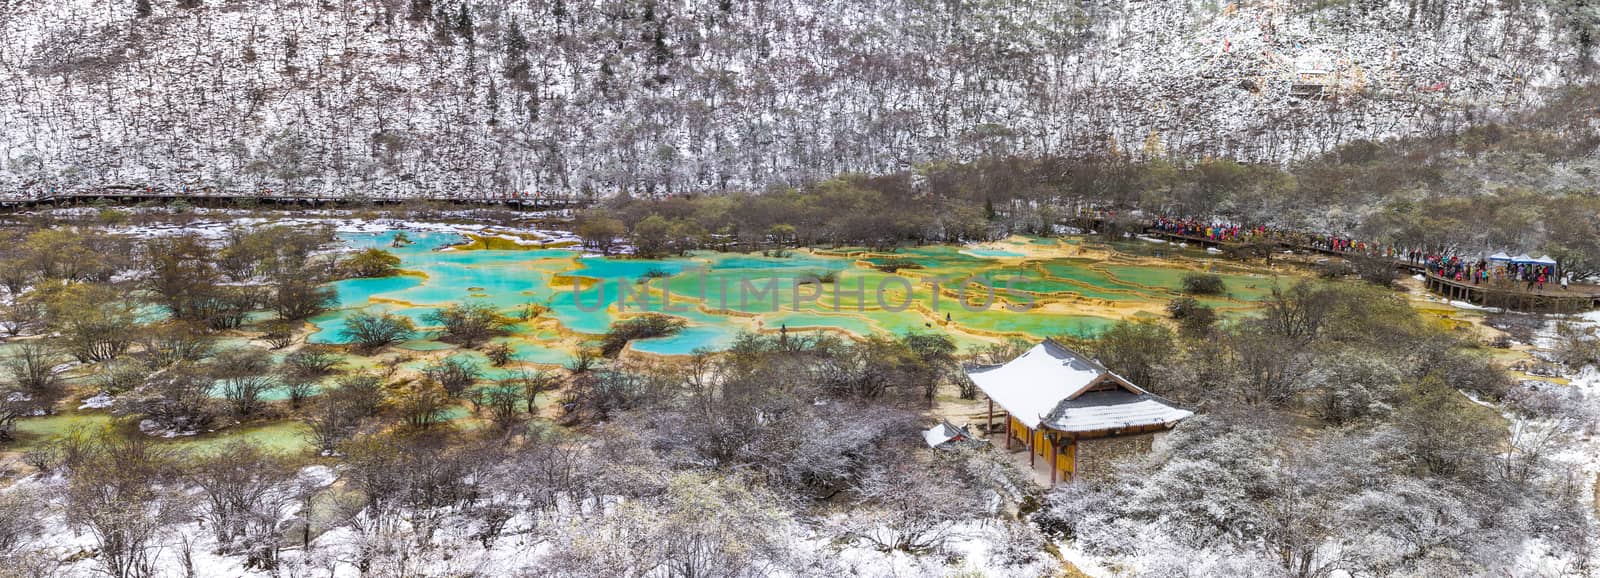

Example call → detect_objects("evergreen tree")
504 19 528 55
651 26 671 66
503 19 531 86
486 78 499 125
432 4 454 44
408 0 433 21
135 0 152 18
455 3 474 41
597 60 614 95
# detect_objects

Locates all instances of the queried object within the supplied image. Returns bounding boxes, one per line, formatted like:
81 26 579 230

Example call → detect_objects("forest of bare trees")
1 0 1595 196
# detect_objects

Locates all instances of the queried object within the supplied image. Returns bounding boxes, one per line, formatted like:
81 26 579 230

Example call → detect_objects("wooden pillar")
987 398 994 439
1005 414 1012 450
1050 433 1059 487
1067 434 1078 482
1028 427 1035 467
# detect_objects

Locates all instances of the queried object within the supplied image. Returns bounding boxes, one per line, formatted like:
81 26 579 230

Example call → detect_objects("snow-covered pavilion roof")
966 340 1192 432
1042 390 1194 433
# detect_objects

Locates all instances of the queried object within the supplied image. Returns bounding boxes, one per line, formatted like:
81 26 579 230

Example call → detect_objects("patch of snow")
1446 300 1504 313
77 392 113 410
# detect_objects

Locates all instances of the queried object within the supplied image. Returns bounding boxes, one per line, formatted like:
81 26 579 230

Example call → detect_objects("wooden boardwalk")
1140 229 1600 313
1421 273 1600 314
0 188 595 210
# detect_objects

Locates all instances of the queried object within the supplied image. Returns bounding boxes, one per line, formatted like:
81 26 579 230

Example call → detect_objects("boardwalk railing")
1421 272 1599 314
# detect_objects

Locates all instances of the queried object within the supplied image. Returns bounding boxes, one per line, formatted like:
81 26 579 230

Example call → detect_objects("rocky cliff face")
0 0 1594 196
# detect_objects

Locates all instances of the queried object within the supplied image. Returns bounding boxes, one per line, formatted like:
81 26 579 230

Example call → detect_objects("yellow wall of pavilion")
1007 415 1076 480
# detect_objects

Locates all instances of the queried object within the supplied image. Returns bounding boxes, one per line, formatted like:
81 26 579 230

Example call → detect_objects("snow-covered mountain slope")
0 0 1593 196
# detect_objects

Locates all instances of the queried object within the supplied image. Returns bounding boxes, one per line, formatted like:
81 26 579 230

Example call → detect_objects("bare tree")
837 452 985 553
115 363 217 433
281 378 317 409
63 429 187 578
474 382 524 430
212 348 277 418
136 322 214 368
0 300 44 337
40 283 138 362
339 311 416 353
185 442 299 569
421 355 482 398
2 340 63 394
327 373 386 418
517 368 560 414
0 386 26 442
535 471 798 578
0 489 51 575
285 345 342 378
302 397 359 455
395 380 450 430
423 303 510 347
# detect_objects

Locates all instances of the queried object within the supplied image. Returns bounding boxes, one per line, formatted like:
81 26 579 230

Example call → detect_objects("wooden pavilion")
967 339 1193 486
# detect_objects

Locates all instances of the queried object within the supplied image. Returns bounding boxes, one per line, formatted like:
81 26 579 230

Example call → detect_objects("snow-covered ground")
3 469 1056 578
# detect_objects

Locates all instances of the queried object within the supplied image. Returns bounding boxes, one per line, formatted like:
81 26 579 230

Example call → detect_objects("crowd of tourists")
1153 217 1410 258
1422 255 1566 290
1151 218 1269 243
1153 217 1396 257
1150 215 1576 292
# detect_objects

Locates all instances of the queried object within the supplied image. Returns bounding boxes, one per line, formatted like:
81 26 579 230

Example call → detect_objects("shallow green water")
303 231 1294 357
1101 265 1283 301
172 421 311 454
9 411 114 441
963 248 1027 258
7 411 314 455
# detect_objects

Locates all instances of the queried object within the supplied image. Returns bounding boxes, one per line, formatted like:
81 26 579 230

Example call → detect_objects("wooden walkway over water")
0 188 595 210
1140 229 1600 313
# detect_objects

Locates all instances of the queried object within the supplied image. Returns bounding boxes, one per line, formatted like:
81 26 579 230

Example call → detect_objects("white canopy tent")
921 420 972 449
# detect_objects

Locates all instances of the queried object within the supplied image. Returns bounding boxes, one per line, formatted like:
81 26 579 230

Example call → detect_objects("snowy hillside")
0 0 1594 196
